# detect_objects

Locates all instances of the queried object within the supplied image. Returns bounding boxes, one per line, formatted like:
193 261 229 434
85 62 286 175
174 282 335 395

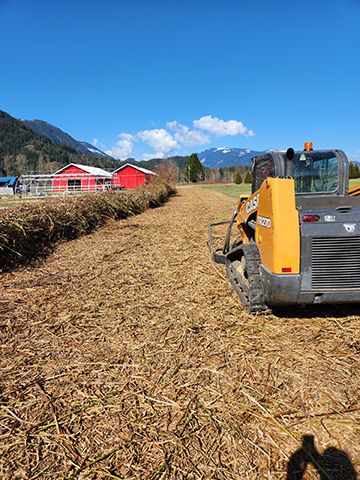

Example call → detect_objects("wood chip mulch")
1 186 360 479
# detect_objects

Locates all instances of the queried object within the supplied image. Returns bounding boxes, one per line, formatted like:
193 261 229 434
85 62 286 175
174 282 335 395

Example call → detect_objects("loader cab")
251 146 349 197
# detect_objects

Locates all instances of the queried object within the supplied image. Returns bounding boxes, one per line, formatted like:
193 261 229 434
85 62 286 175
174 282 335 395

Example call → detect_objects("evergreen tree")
234 169 243 184
185 153 205 182
244 169 252 184
354 163 360 178
349 161 356 179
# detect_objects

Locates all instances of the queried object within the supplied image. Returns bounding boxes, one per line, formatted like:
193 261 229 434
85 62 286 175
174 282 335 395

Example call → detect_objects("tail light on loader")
302 215 320 223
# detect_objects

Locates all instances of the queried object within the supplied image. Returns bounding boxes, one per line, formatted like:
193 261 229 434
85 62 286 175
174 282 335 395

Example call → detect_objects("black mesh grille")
311 236 360 290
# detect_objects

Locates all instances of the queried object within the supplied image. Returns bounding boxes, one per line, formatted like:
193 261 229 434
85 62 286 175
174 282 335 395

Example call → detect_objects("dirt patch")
1 186 360 479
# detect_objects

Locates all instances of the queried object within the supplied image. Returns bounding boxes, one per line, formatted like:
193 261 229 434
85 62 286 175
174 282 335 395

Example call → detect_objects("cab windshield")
290 151 339 194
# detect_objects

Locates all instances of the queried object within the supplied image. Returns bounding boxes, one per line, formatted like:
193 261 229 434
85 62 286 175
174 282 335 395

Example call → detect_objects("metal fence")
18 174 114 197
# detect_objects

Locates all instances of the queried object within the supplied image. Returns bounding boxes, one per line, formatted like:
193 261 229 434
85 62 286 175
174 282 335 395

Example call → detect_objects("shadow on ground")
286 435 356 480
271 303 360 320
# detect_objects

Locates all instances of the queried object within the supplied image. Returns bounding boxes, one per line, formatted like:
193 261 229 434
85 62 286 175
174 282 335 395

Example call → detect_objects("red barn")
53 164 112 193
112 164 156 190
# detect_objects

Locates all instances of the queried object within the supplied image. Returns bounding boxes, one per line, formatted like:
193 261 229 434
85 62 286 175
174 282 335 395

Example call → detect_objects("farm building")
53 164 113 193
0 177 18 195
112 164 156 190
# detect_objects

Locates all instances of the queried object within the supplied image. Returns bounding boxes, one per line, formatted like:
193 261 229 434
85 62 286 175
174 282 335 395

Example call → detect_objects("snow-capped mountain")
78 141 113 158
198 147 269 168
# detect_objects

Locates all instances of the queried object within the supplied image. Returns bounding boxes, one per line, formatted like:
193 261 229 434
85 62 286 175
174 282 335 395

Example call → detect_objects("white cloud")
108 133 134 159
119 133 134 141
167 121 210 147
107 115 254 159
143 152 166 160
193 115 254 137
93 138 106 149
137 128 178 154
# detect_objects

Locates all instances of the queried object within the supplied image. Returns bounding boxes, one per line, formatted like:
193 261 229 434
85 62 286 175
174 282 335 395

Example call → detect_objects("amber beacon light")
304 141 313 151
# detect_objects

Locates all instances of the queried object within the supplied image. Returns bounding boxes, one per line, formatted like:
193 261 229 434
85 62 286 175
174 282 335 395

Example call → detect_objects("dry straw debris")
0 179 176 271
1 185 360 479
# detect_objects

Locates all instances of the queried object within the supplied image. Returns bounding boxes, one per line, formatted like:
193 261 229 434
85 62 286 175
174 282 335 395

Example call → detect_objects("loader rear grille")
311 236 360 290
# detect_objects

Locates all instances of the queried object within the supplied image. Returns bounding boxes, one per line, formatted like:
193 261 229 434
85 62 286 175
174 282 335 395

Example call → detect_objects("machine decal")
344 223 356 233
257 215 271 228
246 193 259 214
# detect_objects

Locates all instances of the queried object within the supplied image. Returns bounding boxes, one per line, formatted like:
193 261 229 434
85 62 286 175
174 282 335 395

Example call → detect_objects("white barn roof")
53 163 112 177
112 163 157 175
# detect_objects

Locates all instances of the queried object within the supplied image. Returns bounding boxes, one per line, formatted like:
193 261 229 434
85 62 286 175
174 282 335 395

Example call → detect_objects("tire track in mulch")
1 186 360 479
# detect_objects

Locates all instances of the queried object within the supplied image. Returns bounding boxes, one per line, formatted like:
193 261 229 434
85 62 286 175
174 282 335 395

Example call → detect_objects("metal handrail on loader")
207 210 238 265
207 220 230 265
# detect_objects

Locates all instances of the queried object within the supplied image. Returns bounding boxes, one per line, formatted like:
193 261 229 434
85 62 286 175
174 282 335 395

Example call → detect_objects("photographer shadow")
286 435 356 479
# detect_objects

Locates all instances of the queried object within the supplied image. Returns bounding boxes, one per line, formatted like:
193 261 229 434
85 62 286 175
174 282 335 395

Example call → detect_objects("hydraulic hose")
222 209 238 254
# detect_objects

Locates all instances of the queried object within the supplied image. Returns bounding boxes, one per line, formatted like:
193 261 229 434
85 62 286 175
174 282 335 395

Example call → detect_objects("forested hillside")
20 119 113 158
0 111 79 175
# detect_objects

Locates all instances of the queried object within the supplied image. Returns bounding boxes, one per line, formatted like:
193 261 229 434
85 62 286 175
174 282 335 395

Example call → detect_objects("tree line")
183 153 252 184
349 161 360 179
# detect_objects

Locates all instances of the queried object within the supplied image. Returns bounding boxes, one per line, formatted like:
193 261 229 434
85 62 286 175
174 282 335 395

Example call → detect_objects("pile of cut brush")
0 178 175 271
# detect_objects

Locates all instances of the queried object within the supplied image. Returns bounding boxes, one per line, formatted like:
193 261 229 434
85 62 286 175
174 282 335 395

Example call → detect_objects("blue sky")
1 0 360 162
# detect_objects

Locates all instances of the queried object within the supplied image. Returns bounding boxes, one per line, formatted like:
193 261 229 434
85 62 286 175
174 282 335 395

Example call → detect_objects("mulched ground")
1 186 360 479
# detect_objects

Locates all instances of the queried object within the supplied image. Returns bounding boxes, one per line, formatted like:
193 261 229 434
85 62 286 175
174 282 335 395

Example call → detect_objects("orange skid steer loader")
208 143 360 313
